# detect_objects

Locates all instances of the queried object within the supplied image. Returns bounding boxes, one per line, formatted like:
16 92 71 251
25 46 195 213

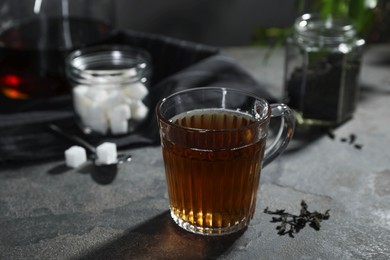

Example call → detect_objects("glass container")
0 0 116 99
66 44 152 136
284 13 365 127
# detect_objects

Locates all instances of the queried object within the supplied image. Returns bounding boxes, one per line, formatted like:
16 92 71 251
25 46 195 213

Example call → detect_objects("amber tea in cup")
156 87 295 235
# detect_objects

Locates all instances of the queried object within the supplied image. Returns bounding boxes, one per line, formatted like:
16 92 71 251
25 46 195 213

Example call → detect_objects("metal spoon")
48 124 132 166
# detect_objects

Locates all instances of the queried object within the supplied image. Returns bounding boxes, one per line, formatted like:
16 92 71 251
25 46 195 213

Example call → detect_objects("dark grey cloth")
0 30 275 164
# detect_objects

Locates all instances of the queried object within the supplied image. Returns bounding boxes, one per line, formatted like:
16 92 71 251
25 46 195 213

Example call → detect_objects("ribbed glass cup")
156 87 295 235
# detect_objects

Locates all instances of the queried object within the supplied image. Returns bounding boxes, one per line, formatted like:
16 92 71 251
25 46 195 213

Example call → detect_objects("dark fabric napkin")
0 30 275 164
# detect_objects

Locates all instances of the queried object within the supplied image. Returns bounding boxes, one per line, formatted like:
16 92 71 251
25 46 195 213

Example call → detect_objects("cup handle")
262 103 295 167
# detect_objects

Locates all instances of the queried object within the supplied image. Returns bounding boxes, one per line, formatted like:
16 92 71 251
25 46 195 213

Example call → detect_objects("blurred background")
0 0 388 99
114 0 390 46
114 0 297 46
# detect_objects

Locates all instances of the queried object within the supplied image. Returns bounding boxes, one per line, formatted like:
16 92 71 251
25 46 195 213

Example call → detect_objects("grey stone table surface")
1 45 390 260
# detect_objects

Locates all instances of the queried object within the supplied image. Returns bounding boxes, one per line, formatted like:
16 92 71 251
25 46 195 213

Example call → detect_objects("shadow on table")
268 116 333 154
76 211 244 260
285 126 330 153
47 162 118 185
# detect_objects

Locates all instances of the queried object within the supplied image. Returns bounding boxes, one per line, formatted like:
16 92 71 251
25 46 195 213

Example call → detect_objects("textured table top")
1 45 390 260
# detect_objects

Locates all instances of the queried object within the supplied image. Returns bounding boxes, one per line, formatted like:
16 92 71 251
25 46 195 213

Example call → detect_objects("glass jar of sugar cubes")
66 45 152 135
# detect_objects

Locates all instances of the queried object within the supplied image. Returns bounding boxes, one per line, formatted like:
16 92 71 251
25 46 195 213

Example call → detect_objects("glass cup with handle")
156 87 295 236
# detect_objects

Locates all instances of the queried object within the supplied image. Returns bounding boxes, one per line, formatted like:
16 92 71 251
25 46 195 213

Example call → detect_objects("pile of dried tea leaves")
264 200 330 238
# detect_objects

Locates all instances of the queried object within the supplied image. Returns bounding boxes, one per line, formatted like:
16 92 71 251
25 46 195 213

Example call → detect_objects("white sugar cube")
108 104 131 120
72 78 148 135
84 117 109 135
96 142 117 165
73 85 89 96
102 89 125 109
130 100 149 120
65 146 87 168
73 85 91 117
85 88 108 103
109 118 128 135
123 82 149 100
74 86 108 119
122 67 137 77
87 102 106 119
108 105 130 135
81 103 109 135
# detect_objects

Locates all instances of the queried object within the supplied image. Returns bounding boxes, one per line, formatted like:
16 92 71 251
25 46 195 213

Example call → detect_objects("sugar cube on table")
96 142 117 165
65 146 87 168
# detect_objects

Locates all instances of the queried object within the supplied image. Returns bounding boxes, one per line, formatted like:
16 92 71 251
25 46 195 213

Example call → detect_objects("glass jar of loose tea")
66 44 152 136
284 13 365 126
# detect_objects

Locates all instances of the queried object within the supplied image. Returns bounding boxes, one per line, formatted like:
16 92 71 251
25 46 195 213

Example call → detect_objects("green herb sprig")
264 200 330 237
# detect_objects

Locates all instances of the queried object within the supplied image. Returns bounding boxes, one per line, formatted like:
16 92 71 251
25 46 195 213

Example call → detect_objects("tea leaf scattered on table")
264 200 330 238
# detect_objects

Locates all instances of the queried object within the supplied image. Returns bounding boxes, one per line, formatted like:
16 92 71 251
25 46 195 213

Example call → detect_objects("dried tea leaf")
349 134 356 144
264 201 330 237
